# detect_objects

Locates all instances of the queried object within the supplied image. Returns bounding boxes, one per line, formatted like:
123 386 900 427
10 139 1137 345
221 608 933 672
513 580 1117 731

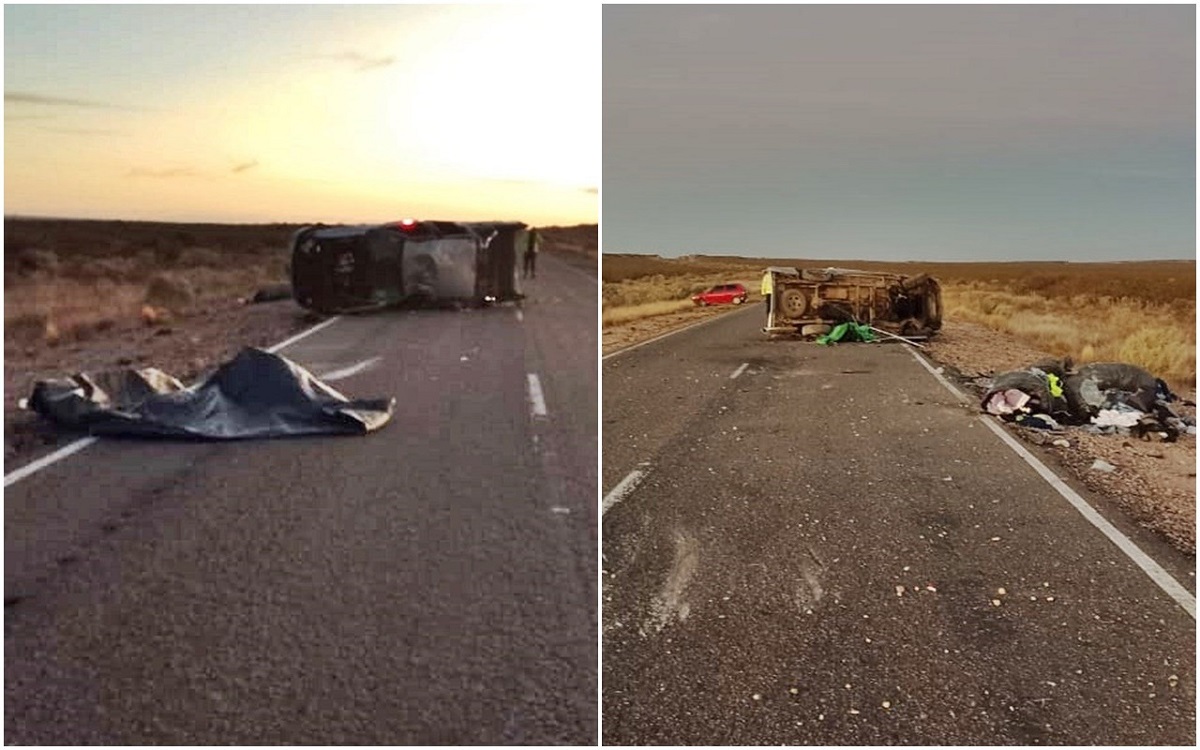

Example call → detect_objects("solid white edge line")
603 306 750 361
3 314 344 487
3 437 99 488
602 469 646 516
320 356 381 382
527 373 548 417
731 362 750 379
907 347 1196 619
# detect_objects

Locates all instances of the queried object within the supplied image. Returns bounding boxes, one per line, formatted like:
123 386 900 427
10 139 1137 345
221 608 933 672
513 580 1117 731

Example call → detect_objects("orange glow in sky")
4 5 598 225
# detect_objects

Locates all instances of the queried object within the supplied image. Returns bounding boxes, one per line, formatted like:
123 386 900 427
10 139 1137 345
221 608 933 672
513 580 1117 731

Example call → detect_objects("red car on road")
692 283 748 306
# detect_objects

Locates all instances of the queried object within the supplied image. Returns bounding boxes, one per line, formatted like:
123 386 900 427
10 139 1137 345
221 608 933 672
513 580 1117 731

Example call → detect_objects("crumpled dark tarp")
28 347 394 439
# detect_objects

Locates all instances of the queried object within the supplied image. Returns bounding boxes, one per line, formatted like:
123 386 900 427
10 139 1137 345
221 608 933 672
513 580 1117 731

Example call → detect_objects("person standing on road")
524 228 540 279
761 269 773 328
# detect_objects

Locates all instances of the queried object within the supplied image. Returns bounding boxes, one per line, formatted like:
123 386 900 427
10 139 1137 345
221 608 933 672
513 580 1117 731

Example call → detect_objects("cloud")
6 91 144 111
5 114 55 122
127 167 201 179
232 160 260 174
315 52 396 71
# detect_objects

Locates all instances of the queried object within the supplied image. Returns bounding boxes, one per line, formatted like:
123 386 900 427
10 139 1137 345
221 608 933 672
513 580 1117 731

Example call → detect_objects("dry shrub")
943 284 1195 387
5 278 143 346
144 272 196 310
177 246 224 267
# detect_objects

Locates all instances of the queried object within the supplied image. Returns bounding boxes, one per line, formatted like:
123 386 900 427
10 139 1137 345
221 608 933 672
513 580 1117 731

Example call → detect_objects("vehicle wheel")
779 288 809 318
698 299 708 307
733 296 744 305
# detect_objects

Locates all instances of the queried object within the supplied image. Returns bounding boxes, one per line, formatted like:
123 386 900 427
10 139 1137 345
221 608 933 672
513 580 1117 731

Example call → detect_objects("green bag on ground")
816 322 876 345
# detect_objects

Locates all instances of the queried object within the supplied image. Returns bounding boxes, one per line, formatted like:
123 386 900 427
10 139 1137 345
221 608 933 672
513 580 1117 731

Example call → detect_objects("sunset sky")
604 5 1194 261
5 4 598 226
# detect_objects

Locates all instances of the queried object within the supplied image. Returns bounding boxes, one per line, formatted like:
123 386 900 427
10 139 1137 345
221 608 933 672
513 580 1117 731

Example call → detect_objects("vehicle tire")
779 288 808 318
698 299 708 307
733 296 744 305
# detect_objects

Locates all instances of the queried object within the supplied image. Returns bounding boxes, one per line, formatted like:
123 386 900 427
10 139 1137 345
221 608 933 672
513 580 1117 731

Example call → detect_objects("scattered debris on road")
25 347 394 439
980 359 1194 440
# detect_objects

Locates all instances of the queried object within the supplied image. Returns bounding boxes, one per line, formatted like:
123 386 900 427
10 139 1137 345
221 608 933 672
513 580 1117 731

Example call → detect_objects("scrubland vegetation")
5 218 293 348
603 253 1196 386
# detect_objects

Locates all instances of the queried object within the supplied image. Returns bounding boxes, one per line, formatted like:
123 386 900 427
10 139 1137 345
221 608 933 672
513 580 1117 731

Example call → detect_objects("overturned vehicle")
765 267 942 339
292 219 527 314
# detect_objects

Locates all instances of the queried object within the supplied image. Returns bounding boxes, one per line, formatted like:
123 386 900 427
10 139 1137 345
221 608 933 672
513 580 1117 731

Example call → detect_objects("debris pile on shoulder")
26 347 394 439
980 358 1194 440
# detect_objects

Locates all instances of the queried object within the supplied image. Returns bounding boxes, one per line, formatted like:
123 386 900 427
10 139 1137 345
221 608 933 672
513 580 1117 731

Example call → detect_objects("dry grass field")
603 253 1196 387
5 218 295 349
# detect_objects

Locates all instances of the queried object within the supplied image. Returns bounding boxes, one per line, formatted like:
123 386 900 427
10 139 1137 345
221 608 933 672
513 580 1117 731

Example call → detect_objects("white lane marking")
320 356 381 382
527 373 548 417
516 309 524 322
4 315 344 488
907 347 1196 619
603 306 750 361
266 315 342 353
602 468 647 516
731 362 750 379
4 437 98 488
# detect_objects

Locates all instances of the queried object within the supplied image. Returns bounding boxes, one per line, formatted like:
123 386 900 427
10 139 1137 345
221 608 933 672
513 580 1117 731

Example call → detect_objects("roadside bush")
144 272 196 310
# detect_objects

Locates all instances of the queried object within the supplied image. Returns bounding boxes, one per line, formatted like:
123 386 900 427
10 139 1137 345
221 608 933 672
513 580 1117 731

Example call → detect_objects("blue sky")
5 5 599 224
603 5 1195 261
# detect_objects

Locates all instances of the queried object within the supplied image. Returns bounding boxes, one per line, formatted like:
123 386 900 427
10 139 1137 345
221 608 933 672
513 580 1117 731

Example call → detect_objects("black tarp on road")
28 348 394 439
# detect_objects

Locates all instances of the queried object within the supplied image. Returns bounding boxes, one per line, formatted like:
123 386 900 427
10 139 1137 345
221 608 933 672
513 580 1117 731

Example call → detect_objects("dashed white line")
527 373 548 417
320 356 381 382
908 346 1196 619
265 315 342 354
602 468 647 516
4 315 344 488
515 309 524 322
731 362 750 379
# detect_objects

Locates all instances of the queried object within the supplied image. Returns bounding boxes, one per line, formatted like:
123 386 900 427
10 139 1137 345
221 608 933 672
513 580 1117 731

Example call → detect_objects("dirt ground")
4 226 595 466
605 311 1197 555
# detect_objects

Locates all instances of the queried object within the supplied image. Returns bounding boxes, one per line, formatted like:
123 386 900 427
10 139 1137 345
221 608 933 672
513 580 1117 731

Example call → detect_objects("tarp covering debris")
981 360 1194 439
27 348 394 439
816 321 876 345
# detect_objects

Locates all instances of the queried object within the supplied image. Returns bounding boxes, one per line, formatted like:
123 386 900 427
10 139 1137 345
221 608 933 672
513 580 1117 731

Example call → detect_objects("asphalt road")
602 305 1195 745
5 251 597 744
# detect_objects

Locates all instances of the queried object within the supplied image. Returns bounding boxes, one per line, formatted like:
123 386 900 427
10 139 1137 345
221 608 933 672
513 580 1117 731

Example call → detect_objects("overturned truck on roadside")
292 219 527 314
765 267 943 339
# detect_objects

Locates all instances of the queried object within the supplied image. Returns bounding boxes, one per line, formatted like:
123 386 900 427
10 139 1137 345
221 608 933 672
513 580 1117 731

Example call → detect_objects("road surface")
602 306 1194 745
5 251 597 744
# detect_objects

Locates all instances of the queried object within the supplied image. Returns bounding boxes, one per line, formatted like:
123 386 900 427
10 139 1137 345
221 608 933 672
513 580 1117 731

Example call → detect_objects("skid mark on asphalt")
646 530 699 633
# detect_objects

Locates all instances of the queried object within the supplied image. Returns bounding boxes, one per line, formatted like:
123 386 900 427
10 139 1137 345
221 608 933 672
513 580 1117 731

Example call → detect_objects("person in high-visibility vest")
761 270 773 327
523 229 540 279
